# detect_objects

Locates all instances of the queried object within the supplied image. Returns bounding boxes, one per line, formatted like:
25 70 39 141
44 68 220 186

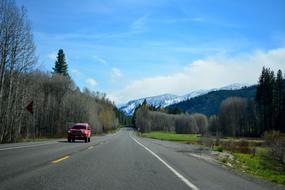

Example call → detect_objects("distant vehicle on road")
67 123 91 143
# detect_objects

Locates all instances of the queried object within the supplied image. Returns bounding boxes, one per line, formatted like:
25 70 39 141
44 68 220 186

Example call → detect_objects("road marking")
130 134 199 190
0 142 58 151
52 156 70 164
88 146 94 150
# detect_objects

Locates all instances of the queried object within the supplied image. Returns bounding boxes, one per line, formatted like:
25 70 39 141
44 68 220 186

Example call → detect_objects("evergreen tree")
132 106 139 127
280 72 285 133
272 70 284 131
53 49 68 76
281 73 285 132
167 107 184 114
132 99 148 127
256 67 275 134
142 99 147 106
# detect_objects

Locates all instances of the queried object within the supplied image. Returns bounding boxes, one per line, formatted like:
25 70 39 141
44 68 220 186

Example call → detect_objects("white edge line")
0 142 58 151
130 133 199 190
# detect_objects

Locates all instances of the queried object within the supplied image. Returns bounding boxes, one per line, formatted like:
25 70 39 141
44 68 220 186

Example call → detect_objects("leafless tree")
174 114 198 134
135 107 202 134
0 0 36 142
0 0 119 143
219 97 247 137
191 113 208 135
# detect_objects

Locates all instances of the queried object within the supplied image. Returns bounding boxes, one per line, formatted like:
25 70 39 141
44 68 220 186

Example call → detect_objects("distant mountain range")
119 83 249 115
167 85 256 116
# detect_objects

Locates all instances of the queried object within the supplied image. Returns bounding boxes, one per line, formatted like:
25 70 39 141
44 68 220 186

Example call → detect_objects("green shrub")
214 146 223 152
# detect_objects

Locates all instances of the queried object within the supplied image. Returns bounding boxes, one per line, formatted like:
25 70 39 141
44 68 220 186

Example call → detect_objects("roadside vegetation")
0 0 120 143
134 67 285 184
142 131 285 184
142 131 200 142
233 151 285 184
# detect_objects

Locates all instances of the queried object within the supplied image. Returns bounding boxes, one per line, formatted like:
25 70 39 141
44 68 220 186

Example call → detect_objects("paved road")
0 128 284 190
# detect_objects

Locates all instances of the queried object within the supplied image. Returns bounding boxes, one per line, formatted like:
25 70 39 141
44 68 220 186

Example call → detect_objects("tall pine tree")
53 49 68 76
132 99 148 127
256 67 275 134
282 74 285 132
272 70 284 131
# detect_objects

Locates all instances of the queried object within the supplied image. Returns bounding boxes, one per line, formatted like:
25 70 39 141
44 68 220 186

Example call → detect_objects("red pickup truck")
67 123 91 143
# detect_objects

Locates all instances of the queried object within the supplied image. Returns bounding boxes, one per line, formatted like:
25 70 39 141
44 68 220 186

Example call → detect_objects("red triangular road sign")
26 101 33 114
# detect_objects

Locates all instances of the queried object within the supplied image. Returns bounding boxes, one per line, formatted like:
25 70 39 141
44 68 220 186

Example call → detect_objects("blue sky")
16 0 285 104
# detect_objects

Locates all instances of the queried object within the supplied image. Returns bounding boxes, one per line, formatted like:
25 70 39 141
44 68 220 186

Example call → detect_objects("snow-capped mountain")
119 94 179 116
119 83 248 115
119 90 210 115
219 83 248 90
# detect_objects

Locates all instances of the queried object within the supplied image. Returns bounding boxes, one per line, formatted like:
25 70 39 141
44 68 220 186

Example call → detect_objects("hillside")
167 85 257 116
119 91 210 115
119 83 248 115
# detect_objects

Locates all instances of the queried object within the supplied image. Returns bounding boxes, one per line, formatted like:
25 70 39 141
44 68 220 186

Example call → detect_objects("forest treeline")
134 101 207 135
134 67 285 138
0 0 119 143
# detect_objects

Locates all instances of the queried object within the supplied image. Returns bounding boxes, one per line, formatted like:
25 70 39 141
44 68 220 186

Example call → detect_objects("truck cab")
67 123 91 143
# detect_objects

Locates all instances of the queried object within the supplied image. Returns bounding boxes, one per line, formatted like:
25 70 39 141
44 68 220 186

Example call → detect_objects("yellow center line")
52 156 70 164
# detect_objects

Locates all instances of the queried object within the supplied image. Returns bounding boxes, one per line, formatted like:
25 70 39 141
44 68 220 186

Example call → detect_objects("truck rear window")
72 125 86 129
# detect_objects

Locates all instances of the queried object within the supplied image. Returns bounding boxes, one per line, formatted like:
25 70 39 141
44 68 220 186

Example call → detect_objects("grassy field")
233 148 285 184
142 131 200 142
141 131 285 185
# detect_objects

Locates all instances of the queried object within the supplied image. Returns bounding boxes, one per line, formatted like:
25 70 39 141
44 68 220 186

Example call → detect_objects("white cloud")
111 68 122 78
93 56 107 65
131 16 204 33
131 15 148 32
151 17 205 23
47 52 57 61
106 93 119 104
86 78 97 87
70 68 81 76
113 48 285 103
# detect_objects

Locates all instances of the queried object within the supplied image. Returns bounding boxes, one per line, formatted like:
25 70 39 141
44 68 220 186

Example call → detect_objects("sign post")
25 101 35 140
26 101 33 114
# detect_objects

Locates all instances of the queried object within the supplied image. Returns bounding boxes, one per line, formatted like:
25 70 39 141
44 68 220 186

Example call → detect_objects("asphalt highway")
0 128 284 190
